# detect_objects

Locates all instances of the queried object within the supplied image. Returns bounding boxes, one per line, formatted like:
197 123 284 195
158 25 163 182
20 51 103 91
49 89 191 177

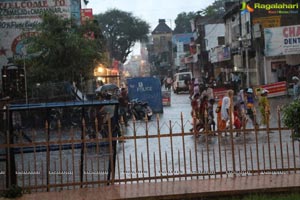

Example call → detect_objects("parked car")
172 72 192 94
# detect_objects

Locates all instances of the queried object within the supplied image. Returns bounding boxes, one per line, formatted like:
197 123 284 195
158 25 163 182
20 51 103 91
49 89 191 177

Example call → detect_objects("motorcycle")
129 99 153 121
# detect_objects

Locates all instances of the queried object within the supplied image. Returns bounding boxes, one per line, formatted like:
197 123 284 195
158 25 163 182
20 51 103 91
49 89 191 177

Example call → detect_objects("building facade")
223 0 300 88
148 19 173 79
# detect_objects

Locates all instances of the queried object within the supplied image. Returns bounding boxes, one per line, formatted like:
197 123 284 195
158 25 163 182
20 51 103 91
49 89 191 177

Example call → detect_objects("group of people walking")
189 78 271 136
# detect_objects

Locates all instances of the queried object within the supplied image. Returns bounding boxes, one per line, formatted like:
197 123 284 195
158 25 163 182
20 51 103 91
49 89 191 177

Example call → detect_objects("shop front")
264 25 300 85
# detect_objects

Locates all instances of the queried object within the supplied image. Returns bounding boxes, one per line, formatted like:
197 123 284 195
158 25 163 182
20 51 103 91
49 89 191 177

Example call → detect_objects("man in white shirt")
221 90 234 127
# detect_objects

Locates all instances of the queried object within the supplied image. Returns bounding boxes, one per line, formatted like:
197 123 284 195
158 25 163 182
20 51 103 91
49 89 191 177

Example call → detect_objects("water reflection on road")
117 92 299 180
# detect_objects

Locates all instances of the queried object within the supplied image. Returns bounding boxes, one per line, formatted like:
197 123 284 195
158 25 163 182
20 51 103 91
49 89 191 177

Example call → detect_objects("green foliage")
282 100 300 135
24 13 106 88
1 185 23 198
201 0 235 16
173 12 197 34
94 9 150 63
173 0 234 33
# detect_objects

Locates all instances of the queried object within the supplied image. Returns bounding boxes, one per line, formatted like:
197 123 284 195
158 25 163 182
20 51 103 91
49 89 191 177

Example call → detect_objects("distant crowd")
188 78 274 136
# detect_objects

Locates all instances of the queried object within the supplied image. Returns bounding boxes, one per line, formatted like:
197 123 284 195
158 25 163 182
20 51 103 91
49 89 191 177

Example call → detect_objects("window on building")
218 36 225 45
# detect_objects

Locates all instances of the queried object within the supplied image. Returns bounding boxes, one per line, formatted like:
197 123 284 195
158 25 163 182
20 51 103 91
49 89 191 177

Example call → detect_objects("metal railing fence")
0 104 299 192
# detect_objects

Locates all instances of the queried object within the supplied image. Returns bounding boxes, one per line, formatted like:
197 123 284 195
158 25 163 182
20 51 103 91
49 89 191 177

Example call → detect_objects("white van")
172 72 192 93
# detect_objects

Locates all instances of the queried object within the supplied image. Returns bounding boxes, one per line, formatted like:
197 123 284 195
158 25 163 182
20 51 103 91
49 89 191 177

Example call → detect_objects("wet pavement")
1 89 299 191
11 171 300 200
115 90 299 181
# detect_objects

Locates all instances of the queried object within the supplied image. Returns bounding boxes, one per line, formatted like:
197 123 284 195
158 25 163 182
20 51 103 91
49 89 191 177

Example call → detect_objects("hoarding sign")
81 8 93 24
0 0 80 65
264 25 300 56
209 46 231 63
252 16 281 29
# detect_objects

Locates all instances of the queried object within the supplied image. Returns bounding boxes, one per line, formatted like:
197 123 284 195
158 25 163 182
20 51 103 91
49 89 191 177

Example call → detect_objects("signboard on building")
252 16 281 29
247 0 300 16
0 0 80 66
264 25 300 56
81 8 93 24
209 46 231 63
172 33 195 44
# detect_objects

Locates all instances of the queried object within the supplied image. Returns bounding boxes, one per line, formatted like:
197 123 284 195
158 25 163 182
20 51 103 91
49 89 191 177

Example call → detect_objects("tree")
201 0 234 16
173 12 197 34
94 9 150 63
24 13 106 87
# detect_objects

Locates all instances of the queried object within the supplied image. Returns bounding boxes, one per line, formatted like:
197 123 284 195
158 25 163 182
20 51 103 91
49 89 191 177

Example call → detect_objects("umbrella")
95 84 119 93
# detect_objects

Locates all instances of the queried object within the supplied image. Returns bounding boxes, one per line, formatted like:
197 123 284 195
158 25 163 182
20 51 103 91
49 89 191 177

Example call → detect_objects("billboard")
80 8 93 24
252 16 281 29
209 46 231 63
264 25 300 56
0 0 80 66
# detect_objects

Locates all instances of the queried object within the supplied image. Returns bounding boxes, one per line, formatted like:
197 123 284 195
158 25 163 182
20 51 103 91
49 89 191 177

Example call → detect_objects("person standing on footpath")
190 93 200 132
245 87 258 128
188 78 195 100
292 76 300 100
193 79 200 97
221 89 234 131
215 98 223 131
236 88 247 127
118 88 129 126
198 95 209 130
207 98 216 131
258 89 270 127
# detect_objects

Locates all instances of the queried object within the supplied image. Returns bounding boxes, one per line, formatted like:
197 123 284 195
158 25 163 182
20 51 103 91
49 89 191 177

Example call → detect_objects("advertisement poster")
209 46 231 63
264 25 300 56
0 0 80 67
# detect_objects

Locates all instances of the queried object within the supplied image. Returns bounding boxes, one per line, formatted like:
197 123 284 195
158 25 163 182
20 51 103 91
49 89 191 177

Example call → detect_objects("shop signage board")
264 25 300 56
0 0 80 64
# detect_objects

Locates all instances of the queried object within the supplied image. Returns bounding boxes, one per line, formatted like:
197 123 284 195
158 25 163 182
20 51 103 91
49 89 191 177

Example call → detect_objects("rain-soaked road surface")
117 90 300 181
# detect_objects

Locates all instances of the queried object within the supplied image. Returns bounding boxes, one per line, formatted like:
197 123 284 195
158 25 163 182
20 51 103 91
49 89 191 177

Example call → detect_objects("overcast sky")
87 0 215 29
86 0 215 55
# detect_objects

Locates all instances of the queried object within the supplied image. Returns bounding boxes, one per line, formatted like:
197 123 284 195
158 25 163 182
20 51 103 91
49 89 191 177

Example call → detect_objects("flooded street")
0 91 299 191
116 90 300 180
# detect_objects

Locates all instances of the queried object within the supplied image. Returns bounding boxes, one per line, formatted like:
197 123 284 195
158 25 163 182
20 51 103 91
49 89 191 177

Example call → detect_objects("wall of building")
205 24 225 51
152 33 172 53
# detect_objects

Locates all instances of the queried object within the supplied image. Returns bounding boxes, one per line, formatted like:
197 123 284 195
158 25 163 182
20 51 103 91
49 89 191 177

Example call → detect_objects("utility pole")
245 44 249 87
23 56 28 104
167 19 174 75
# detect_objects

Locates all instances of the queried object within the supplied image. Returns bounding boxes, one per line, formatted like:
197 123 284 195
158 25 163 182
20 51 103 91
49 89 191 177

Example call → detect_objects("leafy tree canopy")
173 0 235 34
94 9 150 63
201 0 235 16
173 12 197 34
24 13 106 87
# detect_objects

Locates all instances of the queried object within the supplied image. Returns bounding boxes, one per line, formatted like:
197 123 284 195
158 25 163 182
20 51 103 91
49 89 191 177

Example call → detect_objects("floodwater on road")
0 91 299 190
116 91 299 181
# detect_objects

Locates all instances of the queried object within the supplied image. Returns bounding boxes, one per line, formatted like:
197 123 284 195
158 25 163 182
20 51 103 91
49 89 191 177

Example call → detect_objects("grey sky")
86 0 215 56
87 0 215 30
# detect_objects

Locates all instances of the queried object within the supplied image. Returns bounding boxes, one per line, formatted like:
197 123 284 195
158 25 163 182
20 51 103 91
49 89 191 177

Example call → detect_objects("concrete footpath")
6 173 300 200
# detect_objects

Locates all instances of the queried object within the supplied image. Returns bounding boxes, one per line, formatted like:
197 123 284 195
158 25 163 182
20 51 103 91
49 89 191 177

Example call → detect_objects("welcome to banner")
0 0 80 67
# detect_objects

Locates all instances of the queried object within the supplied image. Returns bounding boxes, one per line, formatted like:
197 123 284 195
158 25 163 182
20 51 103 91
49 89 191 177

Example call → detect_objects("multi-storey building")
223 0 300 87
148 19 173 79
